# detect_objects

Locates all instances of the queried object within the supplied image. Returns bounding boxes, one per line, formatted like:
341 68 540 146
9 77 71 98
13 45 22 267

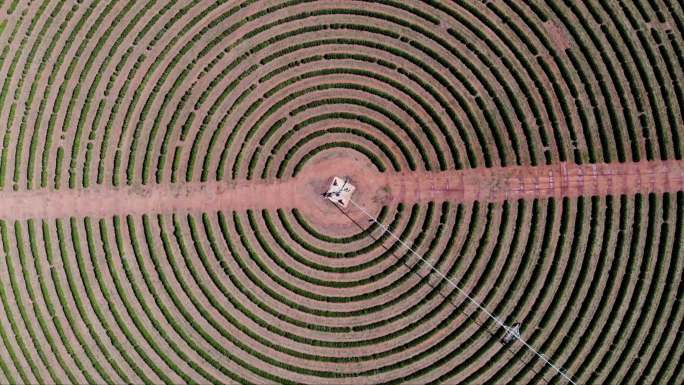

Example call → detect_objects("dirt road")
0 159 681 221
380 160 684 205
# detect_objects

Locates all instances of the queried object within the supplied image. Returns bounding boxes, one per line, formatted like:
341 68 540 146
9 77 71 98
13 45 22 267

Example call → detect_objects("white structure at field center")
325 177 356 208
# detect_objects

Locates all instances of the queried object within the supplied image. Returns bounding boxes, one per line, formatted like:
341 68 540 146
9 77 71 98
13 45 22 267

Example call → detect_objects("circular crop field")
0 1 683 384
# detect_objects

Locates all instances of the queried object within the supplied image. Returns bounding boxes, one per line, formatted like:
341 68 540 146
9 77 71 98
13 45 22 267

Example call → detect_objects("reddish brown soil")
543 21 572 51
381 160 684 204
0 157 680 222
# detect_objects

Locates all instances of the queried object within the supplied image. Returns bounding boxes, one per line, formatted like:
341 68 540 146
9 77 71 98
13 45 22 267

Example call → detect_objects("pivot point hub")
324 177 356 208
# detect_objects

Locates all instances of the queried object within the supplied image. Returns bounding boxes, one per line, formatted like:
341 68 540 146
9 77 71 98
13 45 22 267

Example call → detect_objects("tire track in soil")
0 159 681 221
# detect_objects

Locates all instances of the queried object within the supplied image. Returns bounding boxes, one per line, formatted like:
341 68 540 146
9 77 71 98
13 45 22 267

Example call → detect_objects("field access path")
0 158 682 222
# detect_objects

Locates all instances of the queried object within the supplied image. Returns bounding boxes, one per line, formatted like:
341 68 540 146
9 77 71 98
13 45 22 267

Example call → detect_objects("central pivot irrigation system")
323 176 356 208
324 176 578 385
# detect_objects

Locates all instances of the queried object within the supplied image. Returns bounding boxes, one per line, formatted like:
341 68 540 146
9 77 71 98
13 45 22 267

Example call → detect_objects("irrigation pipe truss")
345 197 579 385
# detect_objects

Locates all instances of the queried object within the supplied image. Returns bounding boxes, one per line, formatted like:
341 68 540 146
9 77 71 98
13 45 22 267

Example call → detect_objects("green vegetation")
0 1 681 384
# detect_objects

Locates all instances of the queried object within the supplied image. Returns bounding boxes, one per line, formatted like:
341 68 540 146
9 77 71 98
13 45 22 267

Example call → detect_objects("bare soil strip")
0 160 681 221
381 159 684 205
